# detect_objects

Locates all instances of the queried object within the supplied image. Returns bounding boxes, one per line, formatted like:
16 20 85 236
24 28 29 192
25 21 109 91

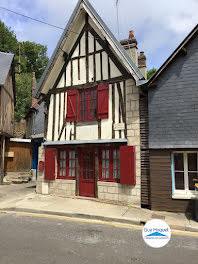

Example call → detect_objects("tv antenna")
116 0 120 39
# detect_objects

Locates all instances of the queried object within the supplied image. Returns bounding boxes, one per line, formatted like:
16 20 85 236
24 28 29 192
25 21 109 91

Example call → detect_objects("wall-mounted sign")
4 152 14 158
114 123 125 131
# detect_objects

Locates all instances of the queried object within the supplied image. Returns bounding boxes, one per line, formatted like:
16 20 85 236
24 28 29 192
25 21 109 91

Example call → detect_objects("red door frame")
79 148 96 198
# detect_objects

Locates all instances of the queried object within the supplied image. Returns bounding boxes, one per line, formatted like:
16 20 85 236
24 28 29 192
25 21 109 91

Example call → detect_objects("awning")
44 139 127 146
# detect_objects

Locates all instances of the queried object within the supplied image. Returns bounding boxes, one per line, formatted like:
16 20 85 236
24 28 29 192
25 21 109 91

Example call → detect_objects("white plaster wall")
102 52 108 80
47 95 53 141
54 93 59 141
80 33 86 56
88 32 94 53
66 61 71 86
76 124 98 140
57 73 65 88
95 53 101 81
88 55 94 82
110 59 121 78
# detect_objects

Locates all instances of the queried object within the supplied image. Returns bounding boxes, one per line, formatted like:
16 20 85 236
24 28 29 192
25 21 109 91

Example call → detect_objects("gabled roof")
146 24 198 87
34 0 144 98
0 52 14 86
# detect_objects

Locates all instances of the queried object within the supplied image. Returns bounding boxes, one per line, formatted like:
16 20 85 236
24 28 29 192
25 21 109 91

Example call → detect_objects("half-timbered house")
0 52 15 183
34 0 146 206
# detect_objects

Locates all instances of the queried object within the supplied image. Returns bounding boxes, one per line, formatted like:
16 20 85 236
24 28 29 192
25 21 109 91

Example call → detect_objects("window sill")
57 177 76 180
77 121 98 126
172 193 197 200
99 179 120 183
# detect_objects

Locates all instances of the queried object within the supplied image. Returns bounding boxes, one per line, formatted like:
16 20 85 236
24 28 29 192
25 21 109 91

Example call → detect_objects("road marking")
1 210 198 238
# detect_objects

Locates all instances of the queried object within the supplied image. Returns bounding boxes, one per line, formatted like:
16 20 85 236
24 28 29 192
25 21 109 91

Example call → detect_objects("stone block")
131 110 139 117
36 182 42 194
118 194 128 203
107 187 117 194
98 193 105 200
41 181 49 195
127 130 135 137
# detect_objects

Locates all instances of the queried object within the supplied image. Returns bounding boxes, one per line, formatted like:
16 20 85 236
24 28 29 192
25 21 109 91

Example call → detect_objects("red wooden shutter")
45 148 56 180
97 84 109 119
120 146 136 185
66 90 77 122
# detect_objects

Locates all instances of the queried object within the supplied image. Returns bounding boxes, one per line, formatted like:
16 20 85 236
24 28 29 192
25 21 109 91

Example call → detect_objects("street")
0 213 197 264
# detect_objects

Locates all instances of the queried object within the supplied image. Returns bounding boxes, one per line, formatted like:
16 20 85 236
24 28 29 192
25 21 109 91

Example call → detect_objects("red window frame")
57 149 76 179
78 87 97 122
99 148 120 182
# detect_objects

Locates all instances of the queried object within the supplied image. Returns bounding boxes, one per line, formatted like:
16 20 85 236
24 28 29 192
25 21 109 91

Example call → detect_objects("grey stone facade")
148 35 198 148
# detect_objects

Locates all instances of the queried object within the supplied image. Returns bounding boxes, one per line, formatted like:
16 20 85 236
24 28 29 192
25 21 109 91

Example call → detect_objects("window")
79 88 97 121
113 149 120 179
57 150 76 179
99 148 120 182
66 85 109 122
172 152 198 195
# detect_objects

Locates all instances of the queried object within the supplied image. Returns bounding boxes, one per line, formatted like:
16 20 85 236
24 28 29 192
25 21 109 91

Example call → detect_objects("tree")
0 20 49 120
20 41 49 80
147 68 157 80
15 73 32 121
0 21 18 54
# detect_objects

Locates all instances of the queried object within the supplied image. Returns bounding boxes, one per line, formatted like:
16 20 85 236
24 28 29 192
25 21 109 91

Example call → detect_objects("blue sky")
0 0 198 70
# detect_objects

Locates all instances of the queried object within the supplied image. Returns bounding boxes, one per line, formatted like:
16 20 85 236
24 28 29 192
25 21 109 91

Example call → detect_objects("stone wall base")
98 181 140 207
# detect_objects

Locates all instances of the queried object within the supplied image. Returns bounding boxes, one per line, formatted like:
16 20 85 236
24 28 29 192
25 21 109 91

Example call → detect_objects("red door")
79 149 95 197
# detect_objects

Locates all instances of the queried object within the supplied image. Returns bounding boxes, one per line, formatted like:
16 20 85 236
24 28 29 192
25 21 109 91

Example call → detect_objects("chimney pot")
129 30 134 37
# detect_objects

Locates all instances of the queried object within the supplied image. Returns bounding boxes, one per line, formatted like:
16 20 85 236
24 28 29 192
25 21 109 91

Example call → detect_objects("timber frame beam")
49 75 131 95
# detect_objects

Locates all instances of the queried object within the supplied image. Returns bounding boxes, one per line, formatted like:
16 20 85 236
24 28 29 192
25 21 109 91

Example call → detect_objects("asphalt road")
0 213 198 264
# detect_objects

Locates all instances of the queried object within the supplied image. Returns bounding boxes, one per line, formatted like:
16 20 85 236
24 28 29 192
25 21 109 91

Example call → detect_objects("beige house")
34 0 147 207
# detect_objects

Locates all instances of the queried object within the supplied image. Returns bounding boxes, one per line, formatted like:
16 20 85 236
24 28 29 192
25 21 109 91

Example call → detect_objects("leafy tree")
20 41 49 80
0 20 49 120
15 73 32 121
0 21 18 54
147 68 157 80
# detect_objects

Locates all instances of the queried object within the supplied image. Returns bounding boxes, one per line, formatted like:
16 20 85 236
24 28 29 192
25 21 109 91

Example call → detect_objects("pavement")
0 182 198 233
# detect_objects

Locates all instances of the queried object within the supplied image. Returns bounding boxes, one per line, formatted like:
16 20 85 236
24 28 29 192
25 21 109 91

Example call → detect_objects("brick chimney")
120 30 138 66
138 51 147 79
31 72 39 109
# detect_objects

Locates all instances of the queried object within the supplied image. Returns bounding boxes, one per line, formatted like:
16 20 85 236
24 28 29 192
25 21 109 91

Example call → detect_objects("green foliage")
0 21 18 54
21 41 49 80
0 20 49 120
15 73 32 121
147 68 157 80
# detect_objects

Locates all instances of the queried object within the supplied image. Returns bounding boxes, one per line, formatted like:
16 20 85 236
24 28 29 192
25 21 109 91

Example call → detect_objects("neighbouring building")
140 24 198 213
34 0 147 206
0 52 15 183
25 72 45 180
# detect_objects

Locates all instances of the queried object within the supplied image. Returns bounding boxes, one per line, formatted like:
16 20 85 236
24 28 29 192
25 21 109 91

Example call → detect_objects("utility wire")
0 6 65 30
0 6 95 39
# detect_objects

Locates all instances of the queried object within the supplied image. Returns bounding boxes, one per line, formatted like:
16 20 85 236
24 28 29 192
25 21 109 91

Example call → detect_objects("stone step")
4 172 32 184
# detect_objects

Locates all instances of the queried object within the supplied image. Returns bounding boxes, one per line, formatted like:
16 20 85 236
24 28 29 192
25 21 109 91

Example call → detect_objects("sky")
0 0 198 70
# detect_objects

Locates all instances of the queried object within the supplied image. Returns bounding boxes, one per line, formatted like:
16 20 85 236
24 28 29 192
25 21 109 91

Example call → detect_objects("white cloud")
0 0 198 69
